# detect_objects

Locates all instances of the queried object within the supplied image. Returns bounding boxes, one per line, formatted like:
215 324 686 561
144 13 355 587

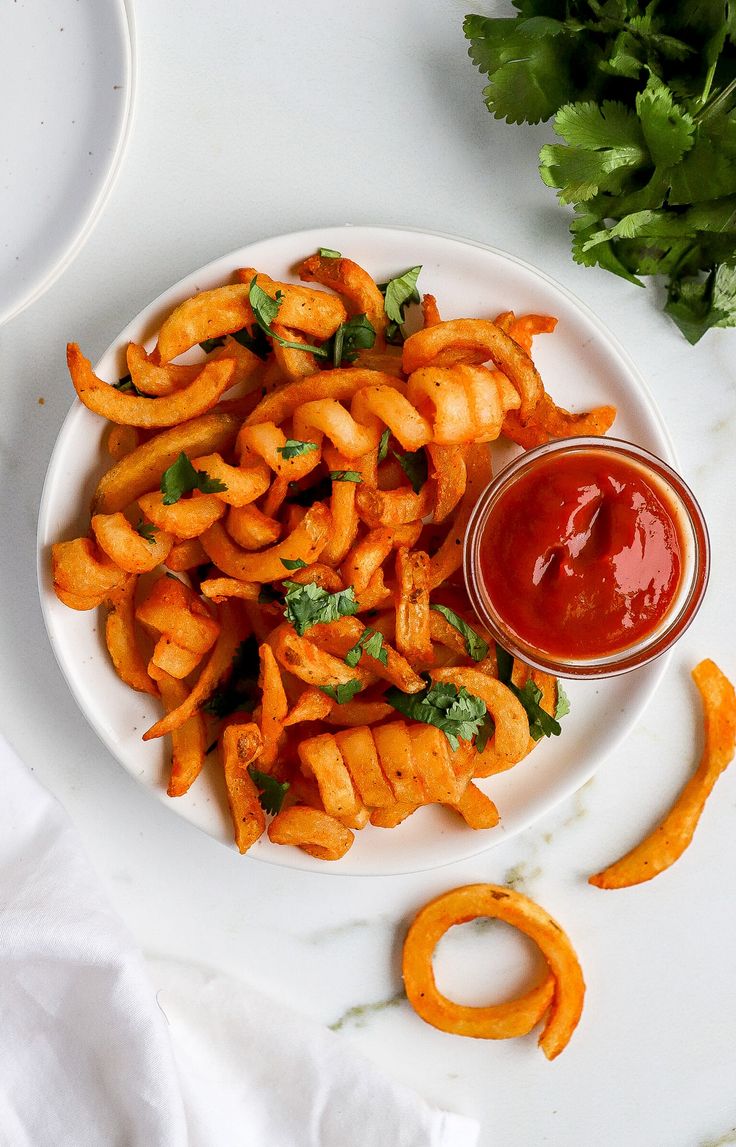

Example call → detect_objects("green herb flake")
281 558 308 571
385 678 487 751
248 276 329 357
475 713 495 754
430 604 488 662
112 374 145 396
318 247 341 258
330 314 376 366
231 325 272 360
276 439 319 461
248 767 290 815
344 628 388 669
555 681 571 721
160 452 228 506
379 266 422 325
377 428 391 462
329 470 362 483
283 581 359 636
495 644 561 741
393 448 428 493
135 520 159 544
319 679 363 704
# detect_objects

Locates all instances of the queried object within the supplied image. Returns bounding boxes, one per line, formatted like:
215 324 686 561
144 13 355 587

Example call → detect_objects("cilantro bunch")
465 2 736 342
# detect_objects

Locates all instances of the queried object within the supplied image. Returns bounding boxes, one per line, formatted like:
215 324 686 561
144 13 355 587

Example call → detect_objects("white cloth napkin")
0 735 479 1147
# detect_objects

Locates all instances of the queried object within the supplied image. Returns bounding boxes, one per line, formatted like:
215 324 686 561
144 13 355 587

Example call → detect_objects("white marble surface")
2 1 735 1144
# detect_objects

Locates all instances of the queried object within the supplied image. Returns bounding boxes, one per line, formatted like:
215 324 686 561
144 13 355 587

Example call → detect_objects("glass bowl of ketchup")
463 437 710 678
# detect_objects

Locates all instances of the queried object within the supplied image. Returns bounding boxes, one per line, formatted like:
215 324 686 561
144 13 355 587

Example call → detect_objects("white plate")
37 225 674 875
0 0 135 325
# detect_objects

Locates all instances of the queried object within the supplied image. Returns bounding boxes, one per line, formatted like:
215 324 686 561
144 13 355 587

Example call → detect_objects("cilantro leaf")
495 642 515 686
112 374 145 396
330 314 376 367
377 428 391 462
200 327 270 359
555 681 571 721
329 470 362 483
231 324 271 359
203 637 260 718
665 262 736 343
393 448 428 493
385 679 487 751
281 558 307 570
463 6 736 341
344 627 388 669
494 643 561 740
464 13 578 126
135 520 158 544
283 581 359 636
379 268 422 343
515 679 562 742
248 277 329 358
475 713 495 754
318 247 341 258
276 439 318 460
430 605 488 662
635 76 695 170
248 767 289 816
160 452 228 505
319 679 363 704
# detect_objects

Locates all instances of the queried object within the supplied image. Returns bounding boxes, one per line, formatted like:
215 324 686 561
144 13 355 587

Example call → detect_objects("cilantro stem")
700 59 717 108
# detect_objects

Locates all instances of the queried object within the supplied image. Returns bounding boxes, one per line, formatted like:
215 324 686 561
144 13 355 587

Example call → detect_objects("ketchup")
478 449 684 659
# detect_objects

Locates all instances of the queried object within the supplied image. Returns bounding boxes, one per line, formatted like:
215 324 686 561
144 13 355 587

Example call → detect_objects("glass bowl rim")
462 436 710 679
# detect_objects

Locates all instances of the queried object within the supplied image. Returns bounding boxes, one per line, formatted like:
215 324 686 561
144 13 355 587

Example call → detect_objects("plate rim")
0 0 138 327
37 224 675 875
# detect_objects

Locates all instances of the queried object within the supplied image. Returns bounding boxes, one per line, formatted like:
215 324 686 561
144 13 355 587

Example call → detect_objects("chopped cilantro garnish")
248 277 329 357
377 428 391 462
318 247 341 258
330 314 376 366
430 604 488 662
276 439 318 461
283 581 359 636
475 713 495 754
344 628 387 669
495 642 515 685
393 447 428 493
248 767 290 815
112 374 144 396
135 520 159 544
281 557 307 571
319 679 363 704
160 452 228 505
202 637 260 718
379 266 422 343
329 470 362 483
495 642 562 741
555 681 571 721
385 678 487 751
231 324 271 359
